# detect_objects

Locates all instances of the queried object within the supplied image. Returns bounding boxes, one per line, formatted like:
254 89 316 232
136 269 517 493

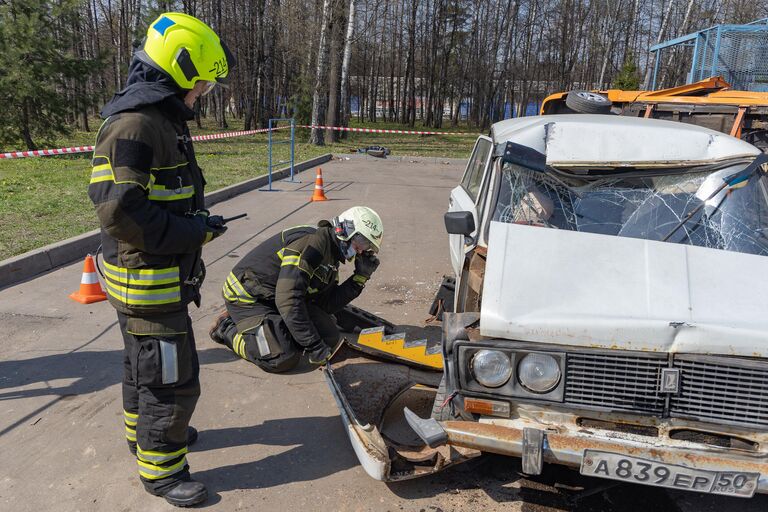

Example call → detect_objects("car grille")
562 351 768 429
564 352 667 415
671 355 768 428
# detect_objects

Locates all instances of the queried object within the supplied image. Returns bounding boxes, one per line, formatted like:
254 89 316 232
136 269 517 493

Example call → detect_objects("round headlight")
471 350 512 388
518 353 561 393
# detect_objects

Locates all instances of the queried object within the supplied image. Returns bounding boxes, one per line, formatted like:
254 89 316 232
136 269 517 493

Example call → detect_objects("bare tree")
339 0 356 130
310 0 334 145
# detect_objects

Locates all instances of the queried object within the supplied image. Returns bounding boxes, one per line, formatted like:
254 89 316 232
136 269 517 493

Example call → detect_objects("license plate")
580 450 759 498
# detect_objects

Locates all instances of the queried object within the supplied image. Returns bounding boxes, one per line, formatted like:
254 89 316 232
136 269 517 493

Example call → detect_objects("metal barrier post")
260 118 297 191
651 49 661 90
710 25 723 78
289 118 296 182
266 118 274 191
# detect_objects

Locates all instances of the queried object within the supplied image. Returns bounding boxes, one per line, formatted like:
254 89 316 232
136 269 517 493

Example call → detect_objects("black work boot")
129 426 199 456
162 480 208 507
209 309 233 346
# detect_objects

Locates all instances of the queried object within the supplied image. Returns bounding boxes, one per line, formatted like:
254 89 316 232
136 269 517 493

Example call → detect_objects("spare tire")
565 90 612 114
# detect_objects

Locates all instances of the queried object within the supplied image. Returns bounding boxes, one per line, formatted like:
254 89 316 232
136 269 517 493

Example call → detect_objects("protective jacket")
223 223 364 352
88 60 208 315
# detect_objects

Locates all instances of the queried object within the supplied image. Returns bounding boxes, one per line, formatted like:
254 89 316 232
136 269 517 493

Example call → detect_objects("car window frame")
477 157 502 246
461 136 493 201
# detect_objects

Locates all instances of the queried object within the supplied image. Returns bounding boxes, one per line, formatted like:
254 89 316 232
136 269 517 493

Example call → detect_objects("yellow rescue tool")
351 326 443 370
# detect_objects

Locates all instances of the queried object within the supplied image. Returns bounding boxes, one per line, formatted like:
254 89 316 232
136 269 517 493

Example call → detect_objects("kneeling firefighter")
210 206 383 371
87 13 235 507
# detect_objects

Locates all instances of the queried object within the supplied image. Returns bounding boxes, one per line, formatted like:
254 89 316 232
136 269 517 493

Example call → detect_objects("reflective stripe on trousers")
231 326 272 361
124 409 138 442
135 438 189 481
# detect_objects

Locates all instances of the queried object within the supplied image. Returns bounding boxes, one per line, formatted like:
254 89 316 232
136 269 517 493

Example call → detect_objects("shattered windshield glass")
492 161 768 256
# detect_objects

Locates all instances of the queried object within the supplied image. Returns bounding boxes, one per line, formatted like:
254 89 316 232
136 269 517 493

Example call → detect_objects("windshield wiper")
662 155 766 242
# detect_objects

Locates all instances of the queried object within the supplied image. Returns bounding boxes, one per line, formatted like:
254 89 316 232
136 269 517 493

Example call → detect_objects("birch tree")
309 0 334 145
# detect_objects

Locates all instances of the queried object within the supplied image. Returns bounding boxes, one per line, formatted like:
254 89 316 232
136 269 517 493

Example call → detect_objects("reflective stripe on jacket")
88 106 207 315
225 224 364 350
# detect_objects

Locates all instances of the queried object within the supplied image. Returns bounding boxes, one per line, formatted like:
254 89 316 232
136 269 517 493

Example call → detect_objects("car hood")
480 221 768 357
489 115 760 168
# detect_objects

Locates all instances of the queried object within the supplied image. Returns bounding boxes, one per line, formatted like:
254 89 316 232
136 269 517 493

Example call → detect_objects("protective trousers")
118 310 200 495
219 300 339 373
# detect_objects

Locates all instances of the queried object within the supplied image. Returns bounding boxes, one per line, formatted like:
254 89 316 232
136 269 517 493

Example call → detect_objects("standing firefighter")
87 13 235 507
210 207 383 371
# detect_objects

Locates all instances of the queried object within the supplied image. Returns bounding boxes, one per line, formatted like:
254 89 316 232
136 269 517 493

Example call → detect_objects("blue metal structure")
650 18 768 91
261 118 296 192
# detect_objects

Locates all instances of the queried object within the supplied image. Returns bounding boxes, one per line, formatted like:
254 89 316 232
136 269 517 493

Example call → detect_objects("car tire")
565 90 612 114
431 375 452 421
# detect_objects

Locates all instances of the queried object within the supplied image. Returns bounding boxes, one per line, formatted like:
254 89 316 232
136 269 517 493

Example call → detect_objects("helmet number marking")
210 58 228 78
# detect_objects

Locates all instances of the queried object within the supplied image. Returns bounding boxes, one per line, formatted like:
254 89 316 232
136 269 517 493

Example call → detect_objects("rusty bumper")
322 352 480 482
434 419 768 493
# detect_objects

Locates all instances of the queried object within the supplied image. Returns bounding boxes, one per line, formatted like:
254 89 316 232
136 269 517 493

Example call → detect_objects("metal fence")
651 18 768 91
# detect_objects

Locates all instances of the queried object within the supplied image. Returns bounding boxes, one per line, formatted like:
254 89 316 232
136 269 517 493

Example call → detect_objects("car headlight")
517 354 560 393
518 353 561 393
471 350 512 388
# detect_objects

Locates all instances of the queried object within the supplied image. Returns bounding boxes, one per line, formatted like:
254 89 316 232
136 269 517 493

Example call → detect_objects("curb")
333 154 468 165
0 153 332 290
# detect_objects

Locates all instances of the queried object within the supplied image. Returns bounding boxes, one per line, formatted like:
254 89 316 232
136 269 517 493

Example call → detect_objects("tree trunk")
642 0 674 90
326 6 342 143
21 99 35 150
406 0 417 127
339 0 356 130
659 0 696 88
310 0 334 145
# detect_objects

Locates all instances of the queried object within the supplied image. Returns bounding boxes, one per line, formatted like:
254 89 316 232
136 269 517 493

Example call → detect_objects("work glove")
307 343 332 365
353 252 380 283
193 210 228 244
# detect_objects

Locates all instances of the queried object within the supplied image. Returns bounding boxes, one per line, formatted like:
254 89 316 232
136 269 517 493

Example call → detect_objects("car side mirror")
444 211 475 236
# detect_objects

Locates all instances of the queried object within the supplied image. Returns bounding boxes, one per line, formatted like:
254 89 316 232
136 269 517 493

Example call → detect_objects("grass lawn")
0 119 478 260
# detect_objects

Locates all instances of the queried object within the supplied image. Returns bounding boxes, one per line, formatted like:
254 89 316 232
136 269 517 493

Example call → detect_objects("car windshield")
492 160 768 257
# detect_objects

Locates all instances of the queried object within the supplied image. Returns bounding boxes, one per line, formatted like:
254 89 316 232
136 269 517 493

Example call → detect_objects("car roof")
490 114 761 167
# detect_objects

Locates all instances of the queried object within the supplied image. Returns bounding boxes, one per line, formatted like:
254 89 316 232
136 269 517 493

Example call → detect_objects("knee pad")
256 350 300 373
238 316 299 371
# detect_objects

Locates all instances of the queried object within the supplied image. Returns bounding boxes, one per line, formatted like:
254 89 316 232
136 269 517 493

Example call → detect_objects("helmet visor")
201 80 217 96
350 233 377 254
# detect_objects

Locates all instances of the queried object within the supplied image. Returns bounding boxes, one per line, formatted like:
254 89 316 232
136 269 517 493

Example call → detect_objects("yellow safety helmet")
136 12 235 90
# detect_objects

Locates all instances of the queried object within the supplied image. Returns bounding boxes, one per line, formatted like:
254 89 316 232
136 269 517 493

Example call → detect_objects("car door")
448 136 493 278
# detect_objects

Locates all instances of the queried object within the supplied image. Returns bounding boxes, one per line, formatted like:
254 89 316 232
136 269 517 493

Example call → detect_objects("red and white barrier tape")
190 126 288 141
297 124 473 136
1 123 473 160
0 146 96 159
0 126 289 160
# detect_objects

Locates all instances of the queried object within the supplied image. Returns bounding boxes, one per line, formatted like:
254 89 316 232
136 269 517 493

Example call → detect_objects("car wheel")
431 375 452 421
565 90 612 114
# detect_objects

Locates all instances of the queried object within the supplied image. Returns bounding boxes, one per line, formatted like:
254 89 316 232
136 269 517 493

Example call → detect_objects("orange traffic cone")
69 254 107 304
311 167 328 201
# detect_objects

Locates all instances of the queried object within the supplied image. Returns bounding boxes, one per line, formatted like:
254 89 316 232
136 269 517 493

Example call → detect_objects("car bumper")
405 412 768 495
323 355 480 482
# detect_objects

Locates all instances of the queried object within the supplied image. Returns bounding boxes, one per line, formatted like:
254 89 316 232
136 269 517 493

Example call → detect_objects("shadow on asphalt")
193 415 357 491
0 347 240 437
0 347 238 398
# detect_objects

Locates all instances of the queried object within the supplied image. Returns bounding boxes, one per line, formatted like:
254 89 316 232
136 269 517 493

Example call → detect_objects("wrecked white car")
324 114 768 497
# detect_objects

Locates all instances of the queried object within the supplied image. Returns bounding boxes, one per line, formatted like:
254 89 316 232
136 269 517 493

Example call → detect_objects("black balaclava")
100 56 195 122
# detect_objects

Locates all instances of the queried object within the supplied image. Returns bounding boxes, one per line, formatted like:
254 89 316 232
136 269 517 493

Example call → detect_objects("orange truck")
541 77 768 151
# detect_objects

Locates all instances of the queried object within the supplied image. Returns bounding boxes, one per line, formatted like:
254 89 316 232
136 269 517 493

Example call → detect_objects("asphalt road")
0 156 766 511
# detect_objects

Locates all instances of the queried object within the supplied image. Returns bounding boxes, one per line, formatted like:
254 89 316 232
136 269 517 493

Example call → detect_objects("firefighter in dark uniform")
87 13 235 507
209 206 383 370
